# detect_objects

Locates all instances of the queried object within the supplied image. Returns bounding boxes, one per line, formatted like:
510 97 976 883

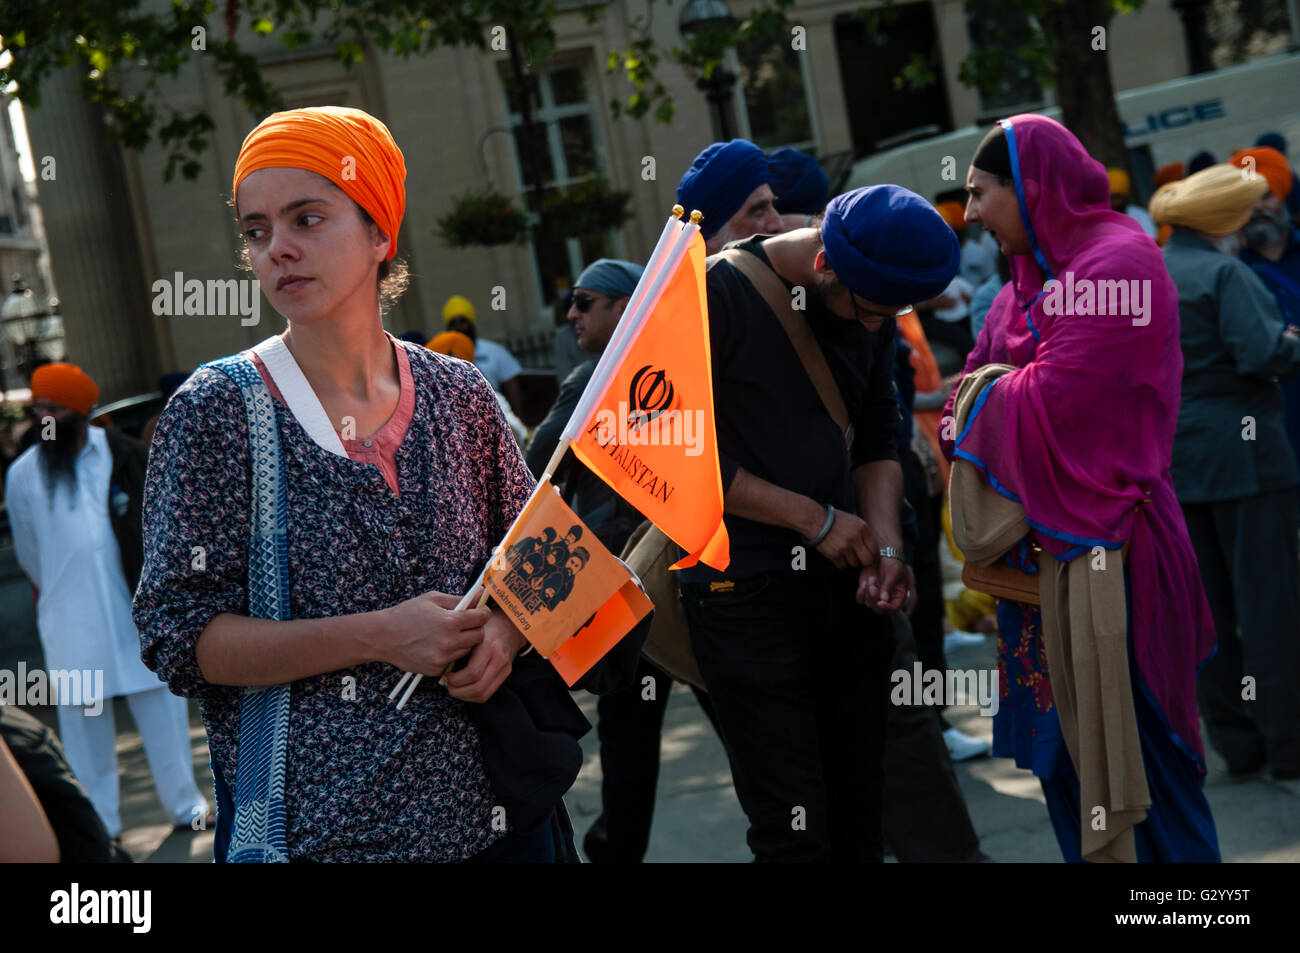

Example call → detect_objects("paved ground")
15 635 1300 862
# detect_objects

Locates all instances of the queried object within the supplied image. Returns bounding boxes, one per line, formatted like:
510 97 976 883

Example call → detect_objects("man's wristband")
878 546 905 563
802 504 836 547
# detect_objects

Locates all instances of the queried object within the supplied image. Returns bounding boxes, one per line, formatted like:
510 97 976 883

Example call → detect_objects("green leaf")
253 19 275 35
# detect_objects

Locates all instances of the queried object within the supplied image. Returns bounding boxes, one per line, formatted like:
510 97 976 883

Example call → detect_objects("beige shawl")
949 365 1149 863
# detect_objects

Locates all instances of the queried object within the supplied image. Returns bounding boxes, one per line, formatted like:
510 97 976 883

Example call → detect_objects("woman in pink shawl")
941 115 1220 862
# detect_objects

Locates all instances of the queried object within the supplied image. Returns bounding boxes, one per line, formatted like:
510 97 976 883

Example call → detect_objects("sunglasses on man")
572 291 612 313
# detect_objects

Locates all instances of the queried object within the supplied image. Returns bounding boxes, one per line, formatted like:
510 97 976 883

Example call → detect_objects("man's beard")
706 219 744 254
1243 205 1290 251
809 274 837 310
36 414 87 502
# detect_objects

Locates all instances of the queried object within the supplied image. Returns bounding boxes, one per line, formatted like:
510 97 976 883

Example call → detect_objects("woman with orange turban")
133 106 634 862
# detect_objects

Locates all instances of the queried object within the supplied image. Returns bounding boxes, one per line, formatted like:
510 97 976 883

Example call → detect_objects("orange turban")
1229 146 1294 201
30 363 99 417
232 106 407 259
426 331 475 362
934 200 966 231
1152 162 1185 188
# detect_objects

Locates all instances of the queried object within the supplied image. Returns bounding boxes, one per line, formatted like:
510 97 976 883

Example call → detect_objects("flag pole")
553 211 684 449
540 206 695 485
390 207 702 709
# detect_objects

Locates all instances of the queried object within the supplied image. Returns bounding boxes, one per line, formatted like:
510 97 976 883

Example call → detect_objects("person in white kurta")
5 377 208 840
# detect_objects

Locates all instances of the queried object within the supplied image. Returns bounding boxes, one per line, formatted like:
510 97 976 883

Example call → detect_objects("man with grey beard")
4 363 210 841
1238 145 1300 480
1152 163 1300 781
677 139 784 255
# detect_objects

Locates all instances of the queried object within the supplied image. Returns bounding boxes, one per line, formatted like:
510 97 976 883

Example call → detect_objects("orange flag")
484 481 651 684
567 229 730 570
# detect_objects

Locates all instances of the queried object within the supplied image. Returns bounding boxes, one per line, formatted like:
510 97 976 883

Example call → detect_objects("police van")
844 51 1300 205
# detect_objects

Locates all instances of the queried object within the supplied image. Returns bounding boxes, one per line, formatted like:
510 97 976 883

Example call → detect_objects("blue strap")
999 119 1056 287
203 353 292 863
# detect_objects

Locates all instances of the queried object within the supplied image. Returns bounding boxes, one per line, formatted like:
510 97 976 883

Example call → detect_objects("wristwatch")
878 546 905 563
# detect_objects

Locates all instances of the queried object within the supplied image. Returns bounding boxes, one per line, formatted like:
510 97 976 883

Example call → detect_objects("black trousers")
681 570 894 861
882 611 982 862
1181 488 1300 774
899 448 947 679
582 657 719 863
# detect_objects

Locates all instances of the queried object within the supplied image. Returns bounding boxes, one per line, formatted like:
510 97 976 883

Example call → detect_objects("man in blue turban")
768 146 830 230
677 139 783 253
677 184 962 861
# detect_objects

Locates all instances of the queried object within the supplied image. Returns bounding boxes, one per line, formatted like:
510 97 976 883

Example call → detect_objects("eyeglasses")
572 292 607 314
849 291 913 322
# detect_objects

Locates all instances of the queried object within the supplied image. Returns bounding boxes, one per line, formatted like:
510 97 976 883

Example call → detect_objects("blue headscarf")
574 258 643 299
819 185 960 307
676 139 770 239
768 147 829 216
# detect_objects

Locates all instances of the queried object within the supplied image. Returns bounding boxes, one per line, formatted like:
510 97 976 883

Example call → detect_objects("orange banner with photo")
484 483 647 674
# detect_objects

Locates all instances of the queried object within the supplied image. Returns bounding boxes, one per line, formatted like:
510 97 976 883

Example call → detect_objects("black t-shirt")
679 237 900 582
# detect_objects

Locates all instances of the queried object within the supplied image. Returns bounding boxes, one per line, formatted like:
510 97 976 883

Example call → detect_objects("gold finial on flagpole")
671 204 685 219
689 209 703 225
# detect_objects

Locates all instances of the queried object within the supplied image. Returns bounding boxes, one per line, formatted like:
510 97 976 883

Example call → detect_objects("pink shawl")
941 114 1216 770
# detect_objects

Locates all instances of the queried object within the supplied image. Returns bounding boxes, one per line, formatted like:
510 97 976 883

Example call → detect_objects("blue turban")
768 147 829 216
1256 131 1288 153
574 258 643 299
676 139 770 239
820 186 960 308
1187 150 1217 175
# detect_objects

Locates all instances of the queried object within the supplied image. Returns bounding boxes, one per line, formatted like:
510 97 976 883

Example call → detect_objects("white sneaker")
943 727 992 762
944 630 987 653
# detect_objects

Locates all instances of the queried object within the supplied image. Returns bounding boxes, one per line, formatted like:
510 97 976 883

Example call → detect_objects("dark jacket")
0 705 131 862
103 426 148 591
1163 230 1300 503
470 550 650 832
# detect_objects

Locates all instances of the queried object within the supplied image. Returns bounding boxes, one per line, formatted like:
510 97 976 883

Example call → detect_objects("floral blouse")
133 338 534 861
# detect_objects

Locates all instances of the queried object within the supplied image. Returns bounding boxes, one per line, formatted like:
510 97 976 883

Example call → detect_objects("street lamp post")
1 275 65 391
679 0 740 141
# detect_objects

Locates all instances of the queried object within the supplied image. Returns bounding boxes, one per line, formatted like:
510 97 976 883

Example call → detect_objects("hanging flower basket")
437 189 529 248
539 176 633 238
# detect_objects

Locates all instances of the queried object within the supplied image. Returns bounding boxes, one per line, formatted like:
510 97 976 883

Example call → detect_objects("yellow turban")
1148 163 1269 235
30 363 99 417
426 331 476 362
232 106 407 260
1107 167 1131 197
442 295 476 325
1228 146 1294 201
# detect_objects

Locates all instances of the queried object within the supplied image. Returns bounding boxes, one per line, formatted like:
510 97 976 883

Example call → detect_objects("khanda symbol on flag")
563 206 730 571
391 207 728 704
627 365 675 429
